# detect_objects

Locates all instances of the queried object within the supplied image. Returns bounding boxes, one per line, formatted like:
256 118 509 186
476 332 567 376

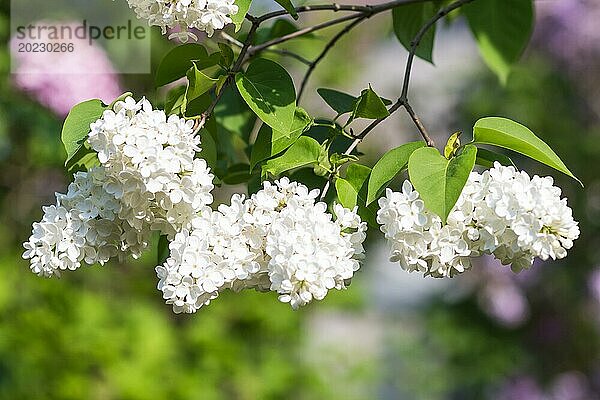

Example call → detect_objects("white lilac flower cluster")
377 163 579 278
126 0 239 41
156 178 368 313
22 167 149 277
87 96 214 238
23 97 214 277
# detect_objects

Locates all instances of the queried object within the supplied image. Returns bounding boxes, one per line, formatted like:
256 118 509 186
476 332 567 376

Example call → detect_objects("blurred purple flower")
535 0 600 70
496 372 593 400
465 256 538 328
550 371 593 400
497 376 546 400
11 21 123 117
589 268 600 303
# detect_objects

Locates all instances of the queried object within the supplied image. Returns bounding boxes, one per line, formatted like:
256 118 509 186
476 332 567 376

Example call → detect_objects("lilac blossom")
11 21 123 116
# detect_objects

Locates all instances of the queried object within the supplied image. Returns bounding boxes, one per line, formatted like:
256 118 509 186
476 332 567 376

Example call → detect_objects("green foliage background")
1 1 600 399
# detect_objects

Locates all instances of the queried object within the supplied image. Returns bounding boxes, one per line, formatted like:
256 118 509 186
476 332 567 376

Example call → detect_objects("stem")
252 0 436 24
248 13 364 57
265 48 313 65
203 20 260 118
297 16 367 102
319 0 475 199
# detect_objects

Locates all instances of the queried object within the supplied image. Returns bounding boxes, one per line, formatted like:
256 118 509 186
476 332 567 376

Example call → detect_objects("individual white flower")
126 0 238 41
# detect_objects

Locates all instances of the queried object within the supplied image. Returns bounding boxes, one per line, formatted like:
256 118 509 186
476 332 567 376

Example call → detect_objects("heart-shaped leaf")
408 144 477 223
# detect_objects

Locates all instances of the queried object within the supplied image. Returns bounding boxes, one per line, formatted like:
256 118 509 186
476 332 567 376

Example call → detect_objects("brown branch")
319 0 475 199
353 0 475 148
202 19 261 118
247 0 442 57
265 48 313 65
247 13 364 57
251 0 436 24
297 16 367 102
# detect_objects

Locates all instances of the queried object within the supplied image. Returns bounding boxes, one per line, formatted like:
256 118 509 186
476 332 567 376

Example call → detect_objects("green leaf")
317 88 358 116
408 144 477 223
272 107 312 141
330 153 358 168
352 86 390 120
306 120 356 155
231 0 252 31
184 93 212 117
392 3 437 63
223 163 253 185
109 92 133 108
472 117 581 184
164 86 186 115
250 107 312 170
62 99 107 166
186 63 219 101
214 86 254 138
444 131 461 159
218 43 235 68
155 44 208 87
158 235 170 265
235 58 296 133
475 147 515 168
198 128 217 171
463 0 533 84
367 141 426 205
195 52 222 70
335 164 371 208
262 136 321 176
273 0 298 19
65 144 100 172
215 75 228 96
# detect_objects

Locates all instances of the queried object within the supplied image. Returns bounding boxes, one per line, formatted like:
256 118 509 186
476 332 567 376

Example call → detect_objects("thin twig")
264 48 313 65
252 0 435 24
202 20 261 118
219 31 244 47
247 13 364 57
297 16 367 102
319 0 475 199
355 0 474 147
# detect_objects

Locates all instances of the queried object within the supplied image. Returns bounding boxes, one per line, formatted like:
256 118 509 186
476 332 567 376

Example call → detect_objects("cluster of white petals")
126 0 239 41
156 178 367 313
22 167 151 277
88 96 214 238
378 163 579 278
24 96 213 277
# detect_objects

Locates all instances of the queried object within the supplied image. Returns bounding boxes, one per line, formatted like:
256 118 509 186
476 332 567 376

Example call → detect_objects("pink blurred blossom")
535 0 600 70
465 256 540 328
11 21 123 116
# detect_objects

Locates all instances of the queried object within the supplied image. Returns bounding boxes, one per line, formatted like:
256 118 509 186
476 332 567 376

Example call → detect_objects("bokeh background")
1 0 600 398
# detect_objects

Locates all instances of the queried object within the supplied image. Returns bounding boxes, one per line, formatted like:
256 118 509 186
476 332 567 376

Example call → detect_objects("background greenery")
1 0 600 398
